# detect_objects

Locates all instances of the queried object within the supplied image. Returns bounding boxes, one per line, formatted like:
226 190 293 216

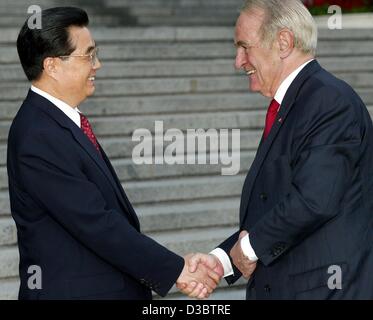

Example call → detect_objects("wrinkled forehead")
234 9 266 44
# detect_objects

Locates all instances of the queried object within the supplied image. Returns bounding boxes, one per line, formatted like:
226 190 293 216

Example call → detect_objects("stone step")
0 0 133 26
0 277 19 300
0 109 264 141
115 150 253 182
93 27 373 42
314 13 373 30
0 192 10 216
72 41 373 60
0 104 372 148
0 174 245 214
124 174 245 205
129 5 240 17
0 0 56 9
2 60 241 81
106 0 241 8
0 0 125 14
0 129 261 166
0 92 267 120
137 197 240 233
0 226 236 278
2 38 373 63
4 56 373 81
90 110 265 136
1 26 373 45
0 145 6 165
1 76 248 100
0 150 252 190
1 196 241 244
0 218 17 246
0 167 7 190
149 225 237 256
62 104 373 136
2 71 373 101
101 129 260 159
2 89 373 121
0 8 134 28
1 102 372 143
136 15 237 27
0 246 19 278
0 27 233 44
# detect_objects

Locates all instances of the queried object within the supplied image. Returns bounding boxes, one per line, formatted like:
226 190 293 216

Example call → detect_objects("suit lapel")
239 60 322 225
68 123 140 228
28 91 139 228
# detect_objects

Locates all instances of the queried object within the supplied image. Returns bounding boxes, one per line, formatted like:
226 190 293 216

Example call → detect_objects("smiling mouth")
246 69 256 75
88 76 95 81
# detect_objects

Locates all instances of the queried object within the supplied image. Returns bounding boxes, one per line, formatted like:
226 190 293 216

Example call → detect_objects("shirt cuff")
240 234 259 261
209 248 234 277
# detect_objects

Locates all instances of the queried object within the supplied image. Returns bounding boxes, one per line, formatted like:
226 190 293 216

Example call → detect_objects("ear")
277 29 294 59
43 57 59 79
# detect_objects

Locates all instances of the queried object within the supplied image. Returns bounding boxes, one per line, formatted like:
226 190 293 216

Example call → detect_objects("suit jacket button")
260 193 268 201
264 285 271 293
271 250 279 257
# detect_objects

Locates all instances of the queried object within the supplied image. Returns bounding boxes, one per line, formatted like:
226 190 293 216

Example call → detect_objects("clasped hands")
176 230 257 299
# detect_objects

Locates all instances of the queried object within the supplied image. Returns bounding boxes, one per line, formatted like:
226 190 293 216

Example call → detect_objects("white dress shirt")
211 59 314 277
31 85 81 128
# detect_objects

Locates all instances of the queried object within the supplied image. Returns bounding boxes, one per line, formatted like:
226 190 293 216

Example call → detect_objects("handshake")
175 231 257 299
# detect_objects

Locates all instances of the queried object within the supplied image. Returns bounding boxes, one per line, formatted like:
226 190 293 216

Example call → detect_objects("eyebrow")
85 43 97 54
234 40 250 48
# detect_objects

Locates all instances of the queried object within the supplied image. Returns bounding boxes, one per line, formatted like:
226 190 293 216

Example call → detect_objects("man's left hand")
230 230 257 279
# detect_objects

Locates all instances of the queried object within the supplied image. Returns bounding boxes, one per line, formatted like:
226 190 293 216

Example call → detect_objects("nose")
93 56 102 70
235 47 247 70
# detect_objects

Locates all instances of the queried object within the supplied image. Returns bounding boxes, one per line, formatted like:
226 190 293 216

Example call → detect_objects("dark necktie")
80 113 100 153
263 99 280 139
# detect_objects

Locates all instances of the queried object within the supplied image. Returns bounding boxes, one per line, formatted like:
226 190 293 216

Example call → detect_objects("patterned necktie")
263 99 280 139
80 113 100 153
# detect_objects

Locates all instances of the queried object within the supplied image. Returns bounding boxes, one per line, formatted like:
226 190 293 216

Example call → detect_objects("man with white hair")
184 0 373 299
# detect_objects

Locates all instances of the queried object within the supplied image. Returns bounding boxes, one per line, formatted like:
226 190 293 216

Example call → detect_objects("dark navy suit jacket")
219 60 373 299
7 90 184 300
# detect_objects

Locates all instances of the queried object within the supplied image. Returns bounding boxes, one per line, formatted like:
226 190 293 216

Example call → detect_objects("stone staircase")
0 0 137 27
0 0 373 300
0 0 243 27
104 0 243 26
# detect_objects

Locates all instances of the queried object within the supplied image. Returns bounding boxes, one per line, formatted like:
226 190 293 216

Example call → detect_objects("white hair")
241 0 318 55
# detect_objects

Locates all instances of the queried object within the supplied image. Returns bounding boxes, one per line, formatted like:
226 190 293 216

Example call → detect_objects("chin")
249 79 261 92
87 87 95 97
249 84 261 93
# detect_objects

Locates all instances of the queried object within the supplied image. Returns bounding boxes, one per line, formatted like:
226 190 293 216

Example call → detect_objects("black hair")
16 7 89 81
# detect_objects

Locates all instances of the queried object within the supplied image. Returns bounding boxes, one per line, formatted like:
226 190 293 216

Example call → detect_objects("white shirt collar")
274 59 314 105
30 85 81 128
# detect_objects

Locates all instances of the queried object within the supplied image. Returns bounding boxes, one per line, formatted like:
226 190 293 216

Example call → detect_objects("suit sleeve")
249 86 362 266
17 130 184 297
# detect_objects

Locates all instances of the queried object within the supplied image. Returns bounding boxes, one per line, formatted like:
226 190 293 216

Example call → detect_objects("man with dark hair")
7 7 221 300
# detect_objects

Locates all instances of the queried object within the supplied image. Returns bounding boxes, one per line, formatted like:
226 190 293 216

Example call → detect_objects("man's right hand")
176 253 223 299
188 253 224 277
